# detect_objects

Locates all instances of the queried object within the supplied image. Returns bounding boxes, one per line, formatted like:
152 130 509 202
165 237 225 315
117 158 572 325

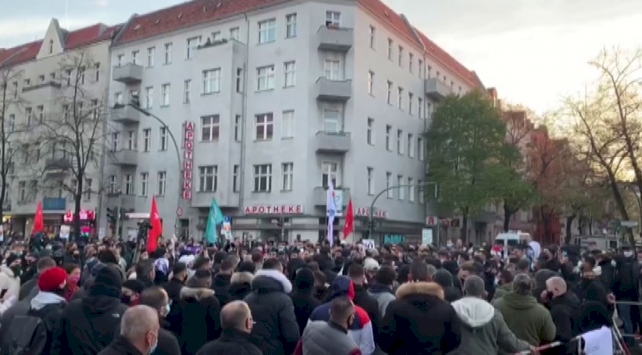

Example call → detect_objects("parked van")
495 230 532 247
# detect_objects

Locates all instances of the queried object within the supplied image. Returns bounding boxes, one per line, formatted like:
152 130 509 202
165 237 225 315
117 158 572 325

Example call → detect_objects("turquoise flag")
204 198 225 243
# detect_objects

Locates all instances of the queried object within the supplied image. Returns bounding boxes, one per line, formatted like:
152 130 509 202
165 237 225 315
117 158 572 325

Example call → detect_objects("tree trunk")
460 213 468 245
565 214 575 245
73 179 83 241
503 204 512 232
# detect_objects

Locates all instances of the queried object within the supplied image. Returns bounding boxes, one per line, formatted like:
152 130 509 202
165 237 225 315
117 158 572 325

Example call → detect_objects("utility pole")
114 192 122 239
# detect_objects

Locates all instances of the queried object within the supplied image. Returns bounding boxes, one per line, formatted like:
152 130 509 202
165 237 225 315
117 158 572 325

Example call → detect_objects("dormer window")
48 40 53 54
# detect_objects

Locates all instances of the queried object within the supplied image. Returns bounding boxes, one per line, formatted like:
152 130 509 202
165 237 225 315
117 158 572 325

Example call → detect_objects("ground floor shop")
5 209 97 239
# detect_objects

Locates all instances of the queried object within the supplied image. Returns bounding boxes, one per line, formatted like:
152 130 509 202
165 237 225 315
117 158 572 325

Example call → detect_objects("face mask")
494 278 500 286
10 265 22 277
546 291 554 300
45 245 52 250
164 303 171 316
624 251 633 258
121 294 132 305
69 275 80 283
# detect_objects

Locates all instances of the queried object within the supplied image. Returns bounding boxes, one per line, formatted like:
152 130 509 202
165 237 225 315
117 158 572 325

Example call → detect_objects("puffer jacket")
494 292 556 346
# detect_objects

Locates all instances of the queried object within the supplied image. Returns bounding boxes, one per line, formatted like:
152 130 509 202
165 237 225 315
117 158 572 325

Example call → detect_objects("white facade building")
105 0 482 244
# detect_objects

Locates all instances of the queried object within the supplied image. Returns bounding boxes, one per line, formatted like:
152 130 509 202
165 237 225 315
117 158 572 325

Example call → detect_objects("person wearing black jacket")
348 264 381 343
98 305 160 355
18 257 56 301
163 262 188 304
196 301 262 355
135 259 155 288
613 247 639 346
542 276 581 355
50 264 128 355
212 260 234 306
139 286 181 355
290 267 321 333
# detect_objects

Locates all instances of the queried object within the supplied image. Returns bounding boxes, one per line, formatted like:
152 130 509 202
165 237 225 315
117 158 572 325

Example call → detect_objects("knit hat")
122 279 145 294
89 264 123 298
38 267 67 292
293 267 315 291
5 253 20 267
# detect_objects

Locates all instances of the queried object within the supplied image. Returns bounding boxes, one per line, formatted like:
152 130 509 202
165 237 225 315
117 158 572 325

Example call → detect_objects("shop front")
62 209 97 238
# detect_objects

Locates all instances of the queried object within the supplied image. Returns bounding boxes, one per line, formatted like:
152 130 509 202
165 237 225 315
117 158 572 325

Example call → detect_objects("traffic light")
106 208 116 225
118 208 129 221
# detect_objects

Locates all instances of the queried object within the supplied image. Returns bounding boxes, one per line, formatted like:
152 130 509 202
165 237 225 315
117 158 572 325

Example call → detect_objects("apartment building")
0 19 118 237
105 0 482 243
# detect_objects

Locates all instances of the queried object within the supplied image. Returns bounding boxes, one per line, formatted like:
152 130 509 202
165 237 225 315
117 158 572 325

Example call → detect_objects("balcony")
312 187 351 208
112 150 138 166
112 105 141 124
44 158 72 174
106 193 136 208
314 131 351 154
317 26 353 52
42 197 66 211
21 81 62 96
191 192 240 209
315 78 352 102
113 63 143 84
425 78 451 101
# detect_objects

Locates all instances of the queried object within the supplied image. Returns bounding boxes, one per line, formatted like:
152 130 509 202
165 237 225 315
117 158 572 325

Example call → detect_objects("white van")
495 230 532 247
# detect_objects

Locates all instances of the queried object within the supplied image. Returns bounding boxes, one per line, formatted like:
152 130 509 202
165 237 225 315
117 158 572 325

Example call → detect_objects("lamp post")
368 182 438 243
128 103 182 235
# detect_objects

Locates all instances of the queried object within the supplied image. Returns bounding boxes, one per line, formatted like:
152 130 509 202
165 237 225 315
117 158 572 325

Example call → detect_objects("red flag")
342 199 354 240
147 196 162 252
32 202 44 235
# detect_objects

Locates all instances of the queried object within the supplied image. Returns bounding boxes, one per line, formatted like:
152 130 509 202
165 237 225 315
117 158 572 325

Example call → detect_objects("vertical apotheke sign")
182 122 195 200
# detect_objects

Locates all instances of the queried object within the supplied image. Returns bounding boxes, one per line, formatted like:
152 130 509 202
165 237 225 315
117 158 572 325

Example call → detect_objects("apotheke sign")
182 122 195 200
244 205 304 215
355 208 388 219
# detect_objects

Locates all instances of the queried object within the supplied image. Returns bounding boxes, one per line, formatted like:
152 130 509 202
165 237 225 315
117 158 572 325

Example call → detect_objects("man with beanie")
290 267 321 332
51 264 128 355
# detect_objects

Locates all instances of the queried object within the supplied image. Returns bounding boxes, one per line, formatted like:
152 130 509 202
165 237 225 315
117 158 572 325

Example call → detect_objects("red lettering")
244 206 251 214
295 205 303 214
258 206 265 214
285 205 292 213
185 131 194 140
252 206 258 214
185 122 195 131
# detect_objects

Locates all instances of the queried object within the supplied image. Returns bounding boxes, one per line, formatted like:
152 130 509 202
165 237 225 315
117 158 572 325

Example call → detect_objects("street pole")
115 192 122 239
368 182 438 243
129 104 182 236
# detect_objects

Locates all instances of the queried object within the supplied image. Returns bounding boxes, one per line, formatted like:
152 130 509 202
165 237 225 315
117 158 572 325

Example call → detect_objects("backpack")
5 310 50 355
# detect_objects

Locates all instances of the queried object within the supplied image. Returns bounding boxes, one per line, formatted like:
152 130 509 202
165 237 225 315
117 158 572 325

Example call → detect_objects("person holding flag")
204 198 225 244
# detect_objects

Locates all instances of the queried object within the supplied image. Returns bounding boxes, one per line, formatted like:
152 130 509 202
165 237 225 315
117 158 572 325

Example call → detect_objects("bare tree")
30 51 108 239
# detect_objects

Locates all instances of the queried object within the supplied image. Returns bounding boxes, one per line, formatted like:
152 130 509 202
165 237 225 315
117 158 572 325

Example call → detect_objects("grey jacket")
448 297 530 355
368 288 396 318
302 321 361 355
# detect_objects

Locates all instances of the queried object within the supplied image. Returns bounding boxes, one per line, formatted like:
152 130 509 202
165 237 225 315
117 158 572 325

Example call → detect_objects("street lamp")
368 182 438 243
128 103 182 236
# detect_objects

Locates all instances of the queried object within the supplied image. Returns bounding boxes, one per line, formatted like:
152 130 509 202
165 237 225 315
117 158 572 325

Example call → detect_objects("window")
397 129 403 154
203 69 221 94
124 174 134 195
24 78 31 87
161 83 170 106
48 40 54 54
127 131 136 150
25 107 32 126
236 68 243 93
323 59 340 80
18 181 26 201
201 115 220 141
157 171 166 196
387 38 393 60
144 87 153 109
147 47 155 67
108 175 117 194
258 19 276 44
367 71 374 95
367 167 374 195
38 75 45 84
199 166 218 192
282 163 293 191
142 129 151 152
117 54 124 67
8 114 15 132
408 92 414 114
187 37 200 59
132 50 139 65
367 118 374 145
408 133 414 158
234 115 241 142
386 81 392 104
286 14 297 38
36 105 44 123
418 179 424 203
282 110 294 138
418 137 425 160
397 175 404 200
140 173 148 196
159 127 168 151
397 87 403 109
409 53 414 73
255 113 274 140
94 63 100 82
321 162 338 187
79 66 86 85
369 26 376 49
418 59 423 78
253 164 272 192
110 132 119 151
164 43 172 64
325 11 341 26
385 125 391 151
323 109 340 133
114 92 123 106
256 65 275 91
284 61 296 87
386 172 393 198
84 179 93 201
183 80 191 103
408 178 415 202
398 46 403 66
418 97 423 118
233 165 240 192
212 31 222 41
230 27 240 40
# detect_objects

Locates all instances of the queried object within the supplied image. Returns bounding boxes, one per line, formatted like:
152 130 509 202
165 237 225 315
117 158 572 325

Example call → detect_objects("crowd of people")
0 236 636 355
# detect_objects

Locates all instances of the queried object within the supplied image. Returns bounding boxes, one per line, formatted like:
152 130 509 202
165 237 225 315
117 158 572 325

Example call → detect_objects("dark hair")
214 251 228 263
63 263 80 275
329 296 354 321
135 259 154 278
307 262 320 272
172 262 188 275
263 258 282 270
374 265 396 286
424 257 441 270
409 260 430 282
251 252 263 263
97 250 118 264
516 259 530 272
36 257 56 273
192 256 210 270
237 261 255 274
348 263 364 279
139 286 167 310
583 256 596 269
220 260 235 273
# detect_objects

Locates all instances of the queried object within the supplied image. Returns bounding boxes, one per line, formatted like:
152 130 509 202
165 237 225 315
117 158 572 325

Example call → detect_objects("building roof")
0 23 121 67
113 0 481 88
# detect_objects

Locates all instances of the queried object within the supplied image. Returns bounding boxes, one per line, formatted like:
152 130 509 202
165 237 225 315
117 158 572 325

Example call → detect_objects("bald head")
120 305 159 342
220 301 252 332
546 276 567 298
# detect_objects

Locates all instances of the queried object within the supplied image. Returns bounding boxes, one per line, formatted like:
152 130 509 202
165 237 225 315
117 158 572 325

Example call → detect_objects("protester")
177 269 221 355
18 257 56 301
196 301 262 355
212 259 234 306
0 253 23 302
139 286 181 355
228 268 254 301
98 305 159 355
290 267 321 333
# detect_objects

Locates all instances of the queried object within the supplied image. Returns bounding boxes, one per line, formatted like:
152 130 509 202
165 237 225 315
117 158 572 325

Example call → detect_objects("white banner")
582 326 612 355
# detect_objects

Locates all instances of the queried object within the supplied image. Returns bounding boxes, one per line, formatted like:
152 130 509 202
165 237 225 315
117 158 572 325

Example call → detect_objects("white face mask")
624 251 633 258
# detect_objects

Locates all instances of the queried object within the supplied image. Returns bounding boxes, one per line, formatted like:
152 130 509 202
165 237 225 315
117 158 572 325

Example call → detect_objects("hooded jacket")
0 265 21 303
494 292 557 346
244 269 300 355
449 297 530 355
309 276 375 355
177 286 221 355
367 283 396 319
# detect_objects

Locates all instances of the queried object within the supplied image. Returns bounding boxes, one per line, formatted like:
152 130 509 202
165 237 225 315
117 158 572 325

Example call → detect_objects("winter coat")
162 277 184 304
196 328 262 355
368 283 396 320
291 290 321 334
176 286 221 355
18 275 38 301
494 292 556 346
154 328 181 355
244 269 300 355
228 282 252 301
379 282 462 355
212 273 232 306
575 278 612 333
0 265 21 302
96 335 142 355
295 320 362 355
491 282 512 302
353 284 381 343
449 297 530 355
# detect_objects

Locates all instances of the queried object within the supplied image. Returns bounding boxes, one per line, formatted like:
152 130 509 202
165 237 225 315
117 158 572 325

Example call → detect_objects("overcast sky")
1 0 640 113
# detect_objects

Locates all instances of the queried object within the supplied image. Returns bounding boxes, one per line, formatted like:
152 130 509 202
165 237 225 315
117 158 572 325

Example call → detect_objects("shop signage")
244 205 304 215
182 122 195 200
384 234 405 244
63 209 95 223
355 208 388 219
426 216 439 227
